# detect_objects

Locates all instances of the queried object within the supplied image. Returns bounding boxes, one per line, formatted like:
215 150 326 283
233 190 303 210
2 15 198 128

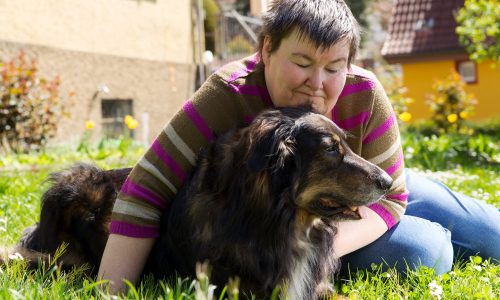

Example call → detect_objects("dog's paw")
315 281 335 299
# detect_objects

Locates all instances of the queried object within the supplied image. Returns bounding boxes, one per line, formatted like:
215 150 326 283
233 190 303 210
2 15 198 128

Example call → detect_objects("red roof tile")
381 0 467 62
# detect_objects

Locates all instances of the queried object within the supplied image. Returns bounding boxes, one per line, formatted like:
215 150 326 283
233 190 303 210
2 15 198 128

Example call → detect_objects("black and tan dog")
1 107 392 299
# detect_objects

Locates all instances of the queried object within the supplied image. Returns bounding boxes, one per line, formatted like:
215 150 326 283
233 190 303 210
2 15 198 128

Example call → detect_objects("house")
0 0 203 146
381 0 499 121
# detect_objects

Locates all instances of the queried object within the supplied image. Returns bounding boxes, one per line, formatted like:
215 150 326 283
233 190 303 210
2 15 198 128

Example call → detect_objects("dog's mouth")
318 197 362 219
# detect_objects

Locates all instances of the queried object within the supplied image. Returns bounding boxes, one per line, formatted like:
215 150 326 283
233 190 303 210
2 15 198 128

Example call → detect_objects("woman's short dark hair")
257 0 360 65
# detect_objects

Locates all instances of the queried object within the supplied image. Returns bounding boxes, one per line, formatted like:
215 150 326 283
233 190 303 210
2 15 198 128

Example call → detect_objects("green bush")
425 71 477 133
0 51 69 153
456 0 500 63
401 117 499 171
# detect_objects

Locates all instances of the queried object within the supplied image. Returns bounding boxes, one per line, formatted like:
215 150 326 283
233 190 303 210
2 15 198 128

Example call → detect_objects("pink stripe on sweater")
336 111 371 130
362 113 396 144
387 191 409 202
152 139 187 182
182 101 214 141
338 81 376 99
368 203 397 229
229 83 274 107
109 220 160 238
227 54 259 82
385 153 404 176
121 178 167 210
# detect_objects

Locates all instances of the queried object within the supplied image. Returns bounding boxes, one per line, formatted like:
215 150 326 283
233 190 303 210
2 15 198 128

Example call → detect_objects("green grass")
0 133 499 299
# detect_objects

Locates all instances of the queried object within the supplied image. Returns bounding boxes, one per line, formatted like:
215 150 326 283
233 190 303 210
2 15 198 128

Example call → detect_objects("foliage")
0 51 69 153
456 0 500 63
402 131 498 171
376 65 414 125
425 71 477 133
204 0 220 52
226 34 255 56
345 0 372 28
340 257 500 299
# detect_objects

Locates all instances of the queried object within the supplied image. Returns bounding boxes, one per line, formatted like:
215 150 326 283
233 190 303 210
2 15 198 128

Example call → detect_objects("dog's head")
244 107 393 220
38 164 118 250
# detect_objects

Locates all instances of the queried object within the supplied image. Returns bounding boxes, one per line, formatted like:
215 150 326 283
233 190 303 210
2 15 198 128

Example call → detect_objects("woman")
98 0 500 293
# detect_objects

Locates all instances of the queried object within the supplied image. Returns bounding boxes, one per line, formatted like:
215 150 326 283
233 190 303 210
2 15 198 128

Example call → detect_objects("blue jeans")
340 169 500 275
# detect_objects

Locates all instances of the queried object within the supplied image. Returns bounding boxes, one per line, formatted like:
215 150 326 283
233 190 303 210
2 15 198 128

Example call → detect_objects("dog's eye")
326 145 339 154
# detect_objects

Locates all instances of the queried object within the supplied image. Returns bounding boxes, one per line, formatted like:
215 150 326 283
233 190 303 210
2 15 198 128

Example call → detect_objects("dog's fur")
1 108 392 299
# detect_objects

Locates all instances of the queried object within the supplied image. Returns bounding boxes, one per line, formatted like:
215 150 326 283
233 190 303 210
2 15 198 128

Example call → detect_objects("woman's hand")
334 206 388 257
98 234 156 294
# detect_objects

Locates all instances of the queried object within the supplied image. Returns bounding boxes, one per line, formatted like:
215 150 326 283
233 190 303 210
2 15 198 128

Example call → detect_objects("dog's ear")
247 118 296 173
247 127 279 172
37 184 69 252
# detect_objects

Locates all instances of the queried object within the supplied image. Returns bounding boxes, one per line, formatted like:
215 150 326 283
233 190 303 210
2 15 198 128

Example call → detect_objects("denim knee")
401 223 454 275
340 216 454 276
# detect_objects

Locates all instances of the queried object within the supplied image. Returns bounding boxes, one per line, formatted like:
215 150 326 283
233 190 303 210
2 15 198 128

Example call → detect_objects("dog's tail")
0 245 52 269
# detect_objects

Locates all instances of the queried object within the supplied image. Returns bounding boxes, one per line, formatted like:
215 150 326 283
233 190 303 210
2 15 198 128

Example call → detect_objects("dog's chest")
287 238 318 300
285 216 337 300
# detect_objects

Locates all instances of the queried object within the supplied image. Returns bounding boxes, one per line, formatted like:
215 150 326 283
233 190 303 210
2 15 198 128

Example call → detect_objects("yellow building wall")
401 60 500 121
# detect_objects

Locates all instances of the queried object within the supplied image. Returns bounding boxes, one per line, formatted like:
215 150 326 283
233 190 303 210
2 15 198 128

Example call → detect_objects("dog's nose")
377 172 393 191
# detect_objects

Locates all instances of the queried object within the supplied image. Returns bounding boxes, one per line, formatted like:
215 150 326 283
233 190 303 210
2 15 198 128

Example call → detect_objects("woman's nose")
306 69 323 90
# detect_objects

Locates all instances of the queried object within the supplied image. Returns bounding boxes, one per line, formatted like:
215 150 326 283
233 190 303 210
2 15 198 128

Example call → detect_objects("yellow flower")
85 120 95 130
127 118 139 130
447 114 458 123
399 111 412 122
124 115 134 126
459 111 468 119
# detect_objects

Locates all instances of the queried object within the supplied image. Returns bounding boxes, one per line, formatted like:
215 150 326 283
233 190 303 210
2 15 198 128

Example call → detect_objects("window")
456 60 477 84
101 99 134 138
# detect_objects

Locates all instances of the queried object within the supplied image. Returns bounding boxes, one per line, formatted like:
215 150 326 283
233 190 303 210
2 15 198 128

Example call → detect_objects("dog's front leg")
308 219 338 300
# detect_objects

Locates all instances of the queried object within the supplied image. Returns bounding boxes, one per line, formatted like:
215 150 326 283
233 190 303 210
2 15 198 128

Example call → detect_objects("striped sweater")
110 54 408 238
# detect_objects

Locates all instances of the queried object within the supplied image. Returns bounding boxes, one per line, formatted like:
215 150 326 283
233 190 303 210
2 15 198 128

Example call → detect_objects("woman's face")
262 30 350 118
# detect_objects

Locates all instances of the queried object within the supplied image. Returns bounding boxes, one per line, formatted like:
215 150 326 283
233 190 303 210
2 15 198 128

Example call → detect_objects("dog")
1 107 392 299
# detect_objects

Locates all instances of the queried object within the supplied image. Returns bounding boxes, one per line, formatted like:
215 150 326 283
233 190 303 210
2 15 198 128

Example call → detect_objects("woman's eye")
326 68 338 74
295 63 309 68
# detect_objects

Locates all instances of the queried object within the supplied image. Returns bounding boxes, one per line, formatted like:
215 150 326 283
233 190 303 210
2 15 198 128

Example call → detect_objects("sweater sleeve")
363 79 408 229
109 73 244 237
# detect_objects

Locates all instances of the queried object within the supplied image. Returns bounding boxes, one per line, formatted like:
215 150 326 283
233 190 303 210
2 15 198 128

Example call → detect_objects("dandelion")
8 252 24 261
428 280 443 299
124 115 139 130
85 120 95 130
447 114 458 123
127 118 139 130
124 115 134 126
459 111 468 119
399 111 412 122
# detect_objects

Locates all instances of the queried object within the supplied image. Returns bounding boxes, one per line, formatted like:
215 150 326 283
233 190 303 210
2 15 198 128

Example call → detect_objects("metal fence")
215 9 262 66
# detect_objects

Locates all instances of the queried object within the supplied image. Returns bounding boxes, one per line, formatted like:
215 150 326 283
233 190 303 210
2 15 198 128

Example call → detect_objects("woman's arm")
334 206 388 257
98 235 156 294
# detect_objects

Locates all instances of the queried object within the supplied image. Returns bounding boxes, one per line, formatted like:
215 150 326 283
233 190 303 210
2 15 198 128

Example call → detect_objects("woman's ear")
262 35 272 66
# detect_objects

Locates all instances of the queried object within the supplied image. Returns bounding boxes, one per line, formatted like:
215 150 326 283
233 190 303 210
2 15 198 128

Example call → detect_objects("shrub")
376 65 414 126
425 71 477 133
0 51 69 153
456 0 500 63
227 34 255 56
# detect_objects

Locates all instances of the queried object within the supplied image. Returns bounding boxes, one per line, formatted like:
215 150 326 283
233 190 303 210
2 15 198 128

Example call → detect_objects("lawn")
0 128 499 299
